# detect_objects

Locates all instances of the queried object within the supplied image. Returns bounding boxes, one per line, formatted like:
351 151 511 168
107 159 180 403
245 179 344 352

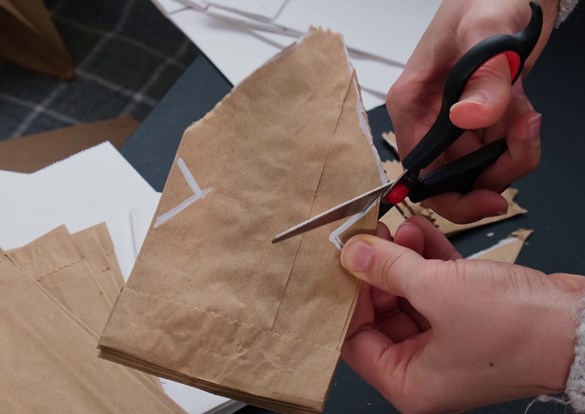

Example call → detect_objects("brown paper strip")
99 28 385 413
0 251 184 413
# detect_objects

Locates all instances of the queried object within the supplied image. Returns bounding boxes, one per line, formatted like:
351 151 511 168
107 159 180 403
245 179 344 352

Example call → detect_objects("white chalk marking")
154 158 212 228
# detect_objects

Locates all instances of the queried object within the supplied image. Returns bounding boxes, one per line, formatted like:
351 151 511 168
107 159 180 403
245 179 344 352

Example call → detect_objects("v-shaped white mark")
153 158 212 228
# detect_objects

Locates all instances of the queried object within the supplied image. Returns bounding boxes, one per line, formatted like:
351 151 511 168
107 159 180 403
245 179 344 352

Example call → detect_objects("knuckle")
378 252 400 291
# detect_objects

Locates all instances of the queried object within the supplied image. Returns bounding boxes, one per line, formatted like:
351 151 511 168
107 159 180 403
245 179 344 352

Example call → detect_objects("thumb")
450 54 512 130
340 234 425 298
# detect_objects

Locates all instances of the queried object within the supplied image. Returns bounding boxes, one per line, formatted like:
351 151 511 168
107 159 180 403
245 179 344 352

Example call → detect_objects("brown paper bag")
92 221 125 290
8 225 113 334
72 225 123 304
0 250 185 413
99 28 385 413
8 225 164 390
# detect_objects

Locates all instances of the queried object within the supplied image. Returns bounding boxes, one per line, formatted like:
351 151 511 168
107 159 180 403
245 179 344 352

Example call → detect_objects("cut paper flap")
99 28 385 413
468 229 533 263
380 160 527 236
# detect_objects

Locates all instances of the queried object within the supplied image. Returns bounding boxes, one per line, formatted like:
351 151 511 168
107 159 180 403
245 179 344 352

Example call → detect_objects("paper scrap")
468 229 533 263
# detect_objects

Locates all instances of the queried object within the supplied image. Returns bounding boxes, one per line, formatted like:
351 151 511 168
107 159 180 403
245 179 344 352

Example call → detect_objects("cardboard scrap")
98 28 385 414
468 229 533 263
380 160 527 236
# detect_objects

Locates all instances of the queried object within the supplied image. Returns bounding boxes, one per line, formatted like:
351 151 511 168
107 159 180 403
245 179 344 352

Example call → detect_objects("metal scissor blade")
272 179 398 244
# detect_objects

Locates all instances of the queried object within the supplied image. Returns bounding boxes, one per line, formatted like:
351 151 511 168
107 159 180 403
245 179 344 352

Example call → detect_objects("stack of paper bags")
0 224 186 413
0 142 244 413
99 28 387 413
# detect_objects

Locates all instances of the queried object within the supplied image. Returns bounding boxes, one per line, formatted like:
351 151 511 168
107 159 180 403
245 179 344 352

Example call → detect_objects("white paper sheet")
152 0 189 14
168 7 389 109
272 0 440 65
0 142 159 278
205 0 288 20
161 379 245 414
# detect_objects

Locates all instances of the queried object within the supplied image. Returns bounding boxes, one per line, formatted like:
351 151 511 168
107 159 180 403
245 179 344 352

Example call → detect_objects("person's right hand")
387 0 560 223
340 215 585 413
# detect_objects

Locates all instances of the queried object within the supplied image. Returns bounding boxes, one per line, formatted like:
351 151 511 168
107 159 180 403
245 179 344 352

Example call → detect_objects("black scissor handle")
402 1 543 172
409 138 508 202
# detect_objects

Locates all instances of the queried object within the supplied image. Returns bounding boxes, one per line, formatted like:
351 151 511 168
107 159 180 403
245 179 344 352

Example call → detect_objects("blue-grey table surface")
121 13 585 414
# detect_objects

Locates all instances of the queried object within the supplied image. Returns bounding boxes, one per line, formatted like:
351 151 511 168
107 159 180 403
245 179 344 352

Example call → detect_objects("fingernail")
527 113 542 142
460 92 488 105
342 241 373 273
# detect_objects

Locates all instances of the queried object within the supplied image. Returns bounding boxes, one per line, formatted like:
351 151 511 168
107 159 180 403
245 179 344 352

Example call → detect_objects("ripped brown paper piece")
0 250 185 413
468 229 533 263
99 28 385 414
381 160 527 236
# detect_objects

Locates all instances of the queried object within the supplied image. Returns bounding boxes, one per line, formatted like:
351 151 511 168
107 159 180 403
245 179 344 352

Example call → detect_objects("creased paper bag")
99 28 386 413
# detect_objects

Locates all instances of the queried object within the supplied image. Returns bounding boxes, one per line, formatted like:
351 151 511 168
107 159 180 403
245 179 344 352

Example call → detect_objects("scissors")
272 1 543 244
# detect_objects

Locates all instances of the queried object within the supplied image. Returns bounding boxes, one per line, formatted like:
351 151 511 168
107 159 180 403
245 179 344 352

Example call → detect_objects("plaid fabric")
0 0 199 140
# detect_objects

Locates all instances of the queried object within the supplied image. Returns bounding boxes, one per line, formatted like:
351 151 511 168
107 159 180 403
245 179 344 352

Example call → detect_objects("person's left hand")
340 216 584 413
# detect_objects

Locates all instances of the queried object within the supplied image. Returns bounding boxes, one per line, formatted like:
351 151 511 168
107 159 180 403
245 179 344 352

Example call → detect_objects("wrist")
526 286 581 393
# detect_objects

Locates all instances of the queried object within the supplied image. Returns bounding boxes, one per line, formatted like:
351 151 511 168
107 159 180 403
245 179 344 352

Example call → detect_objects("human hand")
387 0 560 223
340 216 584 413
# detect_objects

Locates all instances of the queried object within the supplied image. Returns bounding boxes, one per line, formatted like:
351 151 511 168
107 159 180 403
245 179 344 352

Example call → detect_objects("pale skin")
340 0 585 412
